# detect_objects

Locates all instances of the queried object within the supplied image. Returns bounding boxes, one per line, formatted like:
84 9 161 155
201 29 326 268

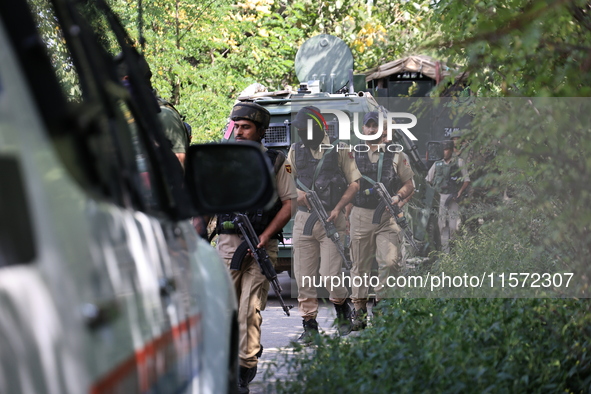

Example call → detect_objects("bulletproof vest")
217 149 284 237
432 157 462 194
294 143 347 212
353 148 401 209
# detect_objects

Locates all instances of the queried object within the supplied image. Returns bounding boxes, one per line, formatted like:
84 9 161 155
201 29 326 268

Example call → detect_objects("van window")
0 157 36 266
27 0 82 103
25 0 169 214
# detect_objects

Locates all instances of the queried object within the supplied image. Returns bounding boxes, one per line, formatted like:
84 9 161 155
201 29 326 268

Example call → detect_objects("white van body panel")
0 13 236 394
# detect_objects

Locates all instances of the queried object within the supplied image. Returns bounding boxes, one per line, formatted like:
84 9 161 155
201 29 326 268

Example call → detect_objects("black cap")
363 111 380 125
292 106 326 131
231 102 271 129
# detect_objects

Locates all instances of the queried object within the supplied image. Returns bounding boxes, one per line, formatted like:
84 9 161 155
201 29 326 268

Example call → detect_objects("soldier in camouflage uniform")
426 140 470 253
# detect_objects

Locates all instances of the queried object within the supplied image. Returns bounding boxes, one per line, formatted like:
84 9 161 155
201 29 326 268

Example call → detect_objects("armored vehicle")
365 54 472 167
227 35 445 273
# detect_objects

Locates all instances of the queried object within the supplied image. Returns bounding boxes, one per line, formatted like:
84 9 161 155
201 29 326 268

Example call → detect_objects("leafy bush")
271 298 591 393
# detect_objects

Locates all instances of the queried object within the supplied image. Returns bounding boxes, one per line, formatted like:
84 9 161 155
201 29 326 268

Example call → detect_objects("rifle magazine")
230 241 250 270
303 211 319 235
373 202 386 224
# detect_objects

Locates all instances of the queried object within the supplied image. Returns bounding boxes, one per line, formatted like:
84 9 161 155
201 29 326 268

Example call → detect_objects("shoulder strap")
377 151 385 181
266 149 285 174
360 149 384 186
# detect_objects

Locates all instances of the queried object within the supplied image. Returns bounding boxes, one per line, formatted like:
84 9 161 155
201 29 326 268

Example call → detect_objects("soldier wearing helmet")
450 129 463 155
426 140 470 253
450 128 474 162
216 102 296 394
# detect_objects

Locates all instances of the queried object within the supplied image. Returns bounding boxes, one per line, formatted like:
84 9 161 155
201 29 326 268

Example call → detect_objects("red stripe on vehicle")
90 314 202 394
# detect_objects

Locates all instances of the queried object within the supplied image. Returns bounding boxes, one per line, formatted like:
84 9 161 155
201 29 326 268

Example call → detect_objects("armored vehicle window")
0 157 36 266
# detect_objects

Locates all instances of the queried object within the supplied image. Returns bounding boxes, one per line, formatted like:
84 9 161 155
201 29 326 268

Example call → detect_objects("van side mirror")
184 142 277 214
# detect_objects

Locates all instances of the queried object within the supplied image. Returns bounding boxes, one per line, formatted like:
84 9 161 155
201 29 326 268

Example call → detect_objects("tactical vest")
217 149 284 237
432 157 462 194
294 143 347 212
353 148 401 209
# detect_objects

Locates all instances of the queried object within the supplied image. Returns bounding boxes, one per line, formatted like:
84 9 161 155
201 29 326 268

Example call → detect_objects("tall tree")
427 0 591 270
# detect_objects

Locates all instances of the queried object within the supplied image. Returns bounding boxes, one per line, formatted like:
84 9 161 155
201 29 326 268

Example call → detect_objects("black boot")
334 302 352 335
351 307 368 331
238 365 257 394
297 318 319 344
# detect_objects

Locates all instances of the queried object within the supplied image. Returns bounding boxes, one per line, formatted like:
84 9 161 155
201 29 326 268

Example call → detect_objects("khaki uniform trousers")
223 239 278 369
293 210 348 319
438 193 461 253
350 206 403 310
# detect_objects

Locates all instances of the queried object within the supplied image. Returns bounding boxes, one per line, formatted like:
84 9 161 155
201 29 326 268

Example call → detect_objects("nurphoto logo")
302 110 419 141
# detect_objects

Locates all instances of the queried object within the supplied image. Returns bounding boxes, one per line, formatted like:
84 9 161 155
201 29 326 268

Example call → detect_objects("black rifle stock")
305 190 352 269
231 213 293 316
370 182 420 252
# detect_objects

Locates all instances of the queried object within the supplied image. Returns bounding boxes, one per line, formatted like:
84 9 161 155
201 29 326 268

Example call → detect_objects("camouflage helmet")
230 102 271 129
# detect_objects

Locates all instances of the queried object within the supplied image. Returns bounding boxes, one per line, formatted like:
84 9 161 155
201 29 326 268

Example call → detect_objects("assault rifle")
303 190 353 270
365 182 420 252
229 213 293 316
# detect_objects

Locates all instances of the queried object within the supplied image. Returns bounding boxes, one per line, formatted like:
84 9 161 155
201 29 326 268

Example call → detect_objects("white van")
0 1 275 393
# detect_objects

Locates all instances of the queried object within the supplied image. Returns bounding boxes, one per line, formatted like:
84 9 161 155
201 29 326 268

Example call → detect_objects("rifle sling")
360 150 384 187
208 228 217 243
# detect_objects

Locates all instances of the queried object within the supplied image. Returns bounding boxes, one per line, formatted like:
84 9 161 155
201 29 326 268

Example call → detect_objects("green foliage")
456 98 591 279
271 298 591 393
428 0 591 97
28 0 82 101
423 0 591 276
105 0 431 142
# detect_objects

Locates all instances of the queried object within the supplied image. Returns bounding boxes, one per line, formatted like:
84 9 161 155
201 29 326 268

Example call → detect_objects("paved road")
248 272 366 393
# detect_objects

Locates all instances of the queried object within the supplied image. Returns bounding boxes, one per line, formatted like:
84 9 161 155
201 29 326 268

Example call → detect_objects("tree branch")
177 0 224 44
428 0 572 49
